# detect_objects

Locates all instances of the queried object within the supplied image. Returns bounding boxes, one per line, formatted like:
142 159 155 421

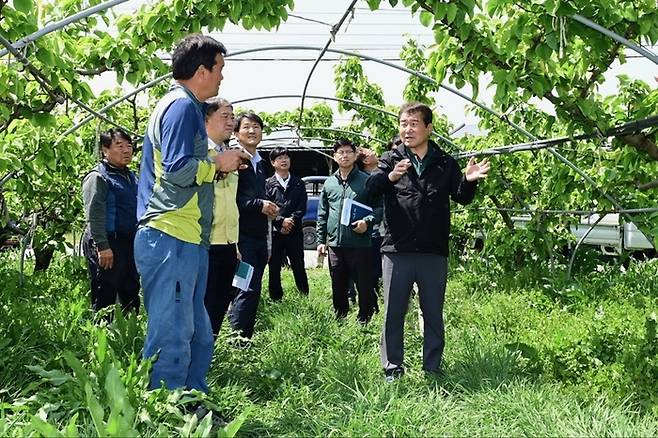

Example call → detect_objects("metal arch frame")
571 14 658 66
55 72 170 144
42 44 637 219
51 44 641 227
230 135 336 159
2 2 655 254
0 0 130 58
226 45 636 227
2 2 656 67
232 94 461 150
268 126 389 145
297 0 358 132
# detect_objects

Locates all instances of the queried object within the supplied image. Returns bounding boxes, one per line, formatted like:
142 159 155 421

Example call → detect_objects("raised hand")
388 159 412 182
465 157 490 182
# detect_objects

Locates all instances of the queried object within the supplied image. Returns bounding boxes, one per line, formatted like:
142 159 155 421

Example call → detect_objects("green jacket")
316 167 383 248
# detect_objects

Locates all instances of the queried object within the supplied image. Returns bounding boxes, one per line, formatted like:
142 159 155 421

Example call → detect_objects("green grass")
1 251 657 436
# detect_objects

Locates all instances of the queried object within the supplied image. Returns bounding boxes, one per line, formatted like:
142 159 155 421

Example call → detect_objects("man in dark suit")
265 146 309 301
228 112 279 339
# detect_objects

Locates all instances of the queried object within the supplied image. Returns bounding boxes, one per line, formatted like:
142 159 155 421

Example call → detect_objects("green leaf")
191 413 213 438
218 408 251 438
419 10 433 27
96 328 107 365
366 0 381 10
446 3 458 24
63 351 90 386
85 382 107 436
434 2 447 20
14 0 33 13
25 365 74 386
64 413 80 438
487 0 500 16
59 79 73 96
32 113 56 127
229 0 242 23
545 31 559 51
30 416 62 437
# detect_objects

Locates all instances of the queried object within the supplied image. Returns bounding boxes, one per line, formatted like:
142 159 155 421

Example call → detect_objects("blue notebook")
340 198 373 226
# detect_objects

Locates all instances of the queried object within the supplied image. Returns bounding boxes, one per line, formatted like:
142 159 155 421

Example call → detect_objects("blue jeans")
134 227 213 392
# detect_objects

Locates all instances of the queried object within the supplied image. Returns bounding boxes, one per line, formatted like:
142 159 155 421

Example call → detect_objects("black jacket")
265 174 307 235
366 141 477 256
236 159 269 239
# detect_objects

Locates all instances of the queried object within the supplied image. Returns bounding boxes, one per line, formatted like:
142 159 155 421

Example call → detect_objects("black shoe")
384 367 404 383
423 368 445 380
191 405 227 429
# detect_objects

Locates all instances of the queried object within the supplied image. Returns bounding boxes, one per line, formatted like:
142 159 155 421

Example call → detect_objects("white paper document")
232 261 254 291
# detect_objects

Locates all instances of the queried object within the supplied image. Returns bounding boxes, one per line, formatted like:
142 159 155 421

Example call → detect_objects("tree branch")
489 194 515 230
579 41 623 99
76 66 109 76
637 179 658 190
620 134 658 160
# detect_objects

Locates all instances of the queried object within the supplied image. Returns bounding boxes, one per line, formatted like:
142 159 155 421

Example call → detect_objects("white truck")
512 214 654 255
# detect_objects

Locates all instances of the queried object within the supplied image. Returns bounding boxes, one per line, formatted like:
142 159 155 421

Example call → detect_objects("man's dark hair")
387 135 402 150
99 128 132 149
333 138 357 153
399 102 433 126
205 96 232 121
234 111 264 132
270 146 289 162
171 34 227 80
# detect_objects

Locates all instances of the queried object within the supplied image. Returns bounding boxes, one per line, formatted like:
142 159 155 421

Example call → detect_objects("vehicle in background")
302 176 328 250
512 214 654 255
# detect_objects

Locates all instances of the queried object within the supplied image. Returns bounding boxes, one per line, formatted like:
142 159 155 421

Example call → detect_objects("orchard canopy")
0 0 657 269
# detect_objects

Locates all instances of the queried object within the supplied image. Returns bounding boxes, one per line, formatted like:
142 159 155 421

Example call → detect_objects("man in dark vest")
82 128 139 313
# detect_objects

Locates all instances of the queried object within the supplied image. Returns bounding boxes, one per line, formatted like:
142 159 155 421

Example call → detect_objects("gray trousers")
380 253 447 373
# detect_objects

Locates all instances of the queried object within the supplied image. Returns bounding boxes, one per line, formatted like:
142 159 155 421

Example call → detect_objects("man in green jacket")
316 139 382 323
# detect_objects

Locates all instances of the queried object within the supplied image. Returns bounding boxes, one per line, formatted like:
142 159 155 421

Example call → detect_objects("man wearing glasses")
316 139 382 324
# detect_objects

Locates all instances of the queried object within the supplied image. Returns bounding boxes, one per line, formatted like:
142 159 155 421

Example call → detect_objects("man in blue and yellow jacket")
134 35 248 393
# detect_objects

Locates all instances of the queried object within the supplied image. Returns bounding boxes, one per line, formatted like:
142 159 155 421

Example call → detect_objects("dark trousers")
268 232 309 301
348 232 382 303
204 243 239 337
380 253 447 374
327 246 375 323
371 233 383 286
83 231 139 313
228 234 267 338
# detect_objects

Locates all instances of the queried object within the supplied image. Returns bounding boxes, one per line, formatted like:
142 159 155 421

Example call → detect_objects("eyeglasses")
334 149 355 156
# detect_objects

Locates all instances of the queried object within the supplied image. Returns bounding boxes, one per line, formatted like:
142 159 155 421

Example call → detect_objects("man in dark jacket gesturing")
367 102 490 381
